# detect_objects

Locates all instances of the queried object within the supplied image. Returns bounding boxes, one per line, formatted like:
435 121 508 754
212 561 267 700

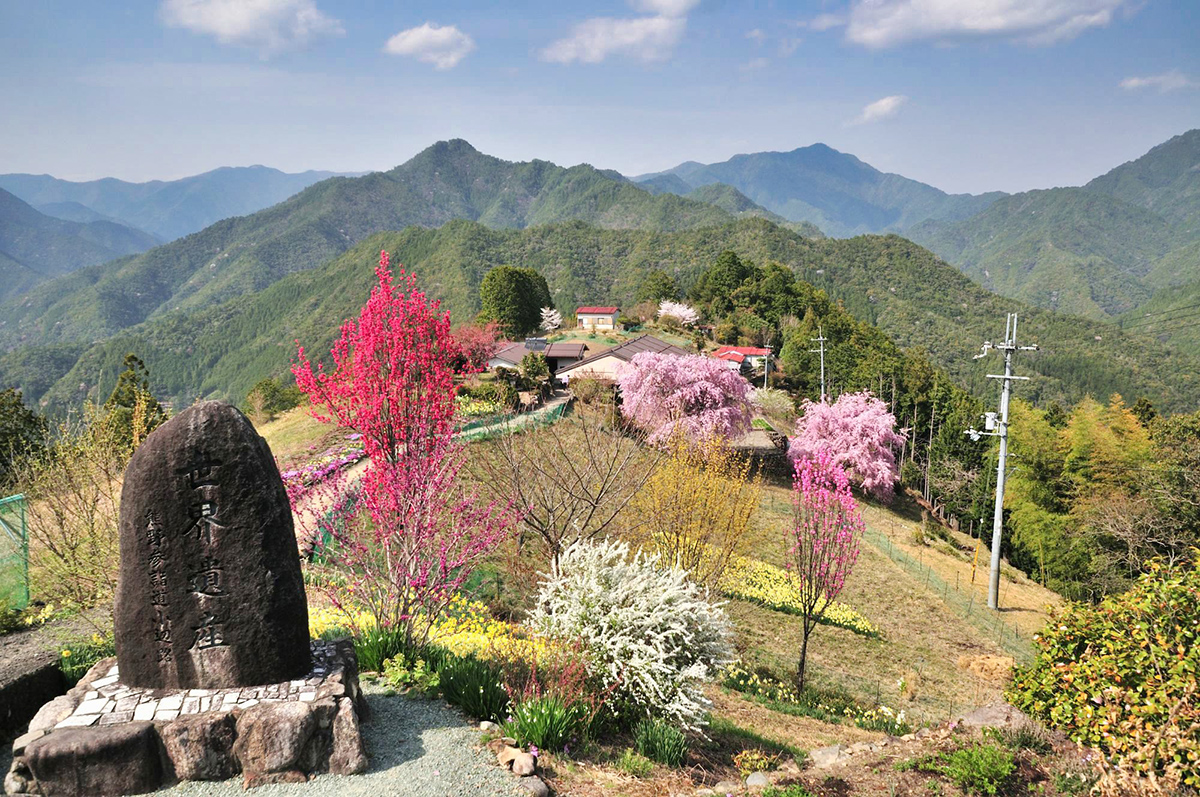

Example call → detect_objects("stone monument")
114 400 310 688
6 402 367 796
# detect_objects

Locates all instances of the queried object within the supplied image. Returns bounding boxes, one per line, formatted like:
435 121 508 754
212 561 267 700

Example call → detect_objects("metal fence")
0 494 28 610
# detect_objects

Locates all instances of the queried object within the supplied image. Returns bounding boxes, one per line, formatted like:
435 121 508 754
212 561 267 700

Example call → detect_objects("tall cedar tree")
105 353 166 446
0 389 46 487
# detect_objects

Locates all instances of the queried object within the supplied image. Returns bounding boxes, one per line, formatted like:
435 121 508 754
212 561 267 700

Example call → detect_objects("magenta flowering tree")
786 450 865 691
618 351 752 444
788 391 906 503
293 249 514 645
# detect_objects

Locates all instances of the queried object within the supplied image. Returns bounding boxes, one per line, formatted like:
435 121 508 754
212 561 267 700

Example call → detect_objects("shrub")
59 631 116 686
1007 557 1200 789
634 718 689 767
529 539 733 732
733 748 778 775
439 654 510 722
984 725 1053 754
382 652 441 695
942 744 1016 796
631 436 759 587
570 377 614 405
616 748 654 778
504 695 589 752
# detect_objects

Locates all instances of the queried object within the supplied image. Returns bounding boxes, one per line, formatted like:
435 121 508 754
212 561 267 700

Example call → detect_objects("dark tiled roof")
557 335 690 374
544 342 587 358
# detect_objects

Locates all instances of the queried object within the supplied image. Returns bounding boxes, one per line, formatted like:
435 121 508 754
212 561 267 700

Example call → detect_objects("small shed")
575 306 620 331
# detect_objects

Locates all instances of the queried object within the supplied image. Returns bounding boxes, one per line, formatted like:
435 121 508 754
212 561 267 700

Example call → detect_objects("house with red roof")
712 345 771 371
575 306 619 331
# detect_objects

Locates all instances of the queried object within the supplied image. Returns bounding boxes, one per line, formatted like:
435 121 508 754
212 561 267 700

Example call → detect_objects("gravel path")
154 681 519 797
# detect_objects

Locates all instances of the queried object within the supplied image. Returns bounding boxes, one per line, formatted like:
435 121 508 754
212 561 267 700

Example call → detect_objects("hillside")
0 188 159 300
10 218 1199 416
0 165 346 242
909 129 1200 326
0 140 747 351
634 143 1004 237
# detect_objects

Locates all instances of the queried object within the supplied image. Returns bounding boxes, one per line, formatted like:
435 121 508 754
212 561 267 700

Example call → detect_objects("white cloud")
842 0 1133 48
849 94 908 125
740 57 769 72
804 13 847 31
383 22 475 70
159 0 343 55
746 28 767 44
542 15 687 64
1120 69 1198 93
778 36 803 56
542 0 698 64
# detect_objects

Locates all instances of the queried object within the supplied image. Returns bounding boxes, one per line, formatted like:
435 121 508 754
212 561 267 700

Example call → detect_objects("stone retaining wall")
5 639 367 795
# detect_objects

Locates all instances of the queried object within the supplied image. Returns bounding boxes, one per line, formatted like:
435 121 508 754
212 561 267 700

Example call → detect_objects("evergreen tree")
637 269 678 302
105 353 167 446
479 265 552 338
0 389 46 487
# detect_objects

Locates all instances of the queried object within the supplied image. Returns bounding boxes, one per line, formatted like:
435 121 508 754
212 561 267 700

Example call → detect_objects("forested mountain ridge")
633 143 1005 237
0 140 750 351
0 165 348 242
908 129 1200 324
0 188 159 301
7 218 1197 417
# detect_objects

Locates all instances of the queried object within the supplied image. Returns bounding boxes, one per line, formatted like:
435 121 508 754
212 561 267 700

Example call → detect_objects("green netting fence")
865 527 1033 663
0 494 28 610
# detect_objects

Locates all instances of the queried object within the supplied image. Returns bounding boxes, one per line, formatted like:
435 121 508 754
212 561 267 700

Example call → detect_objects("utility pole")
763 345 771 389
965 312 1038 610
809 327 827 402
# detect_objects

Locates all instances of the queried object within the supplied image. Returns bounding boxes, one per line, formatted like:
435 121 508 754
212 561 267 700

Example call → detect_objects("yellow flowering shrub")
719 557 880 638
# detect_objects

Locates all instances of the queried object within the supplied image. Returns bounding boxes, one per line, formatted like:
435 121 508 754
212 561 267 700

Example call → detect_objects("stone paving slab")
54 641 344 731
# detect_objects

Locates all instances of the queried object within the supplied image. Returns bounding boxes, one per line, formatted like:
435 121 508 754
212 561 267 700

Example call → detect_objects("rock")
159 712 240 781
113 400 310 690
776 757 801 774
233 701 315 775
695 789 716 797
713 780 741 793
809 744 847 768
299 701 336 775
329 698 368 775
517 775 550 797
25 722 162 796
958 704 1033 730
497 746 521 767
4 759 31 795
746 771 770 788
26 694 77 735
511 752 537 776
480 720 500 732
486 738 511 755
11 729 50 757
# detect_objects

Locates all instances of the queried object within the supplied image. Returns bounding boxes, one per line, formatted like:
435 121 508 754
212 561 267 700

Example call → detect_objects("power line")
1123 301 1200 323
965 312 1039 612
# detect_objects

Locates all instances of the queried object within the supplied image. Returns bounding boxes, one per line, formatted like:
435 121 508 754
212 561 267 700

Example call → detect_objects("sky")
0 0 1197 194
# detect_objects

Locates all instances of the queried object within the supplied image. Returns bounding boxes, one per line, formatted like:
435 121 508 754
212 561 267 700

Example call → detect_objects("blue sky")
0 0 1197 194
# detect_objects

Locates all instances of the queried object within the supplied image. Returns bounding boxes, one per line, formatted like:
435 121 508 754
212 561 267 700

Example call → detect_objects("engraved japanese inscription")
114 401 310 689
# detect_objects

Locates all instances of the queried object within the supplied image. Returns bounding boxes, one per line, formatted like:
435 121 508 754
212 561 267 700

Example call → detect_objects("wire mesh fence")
864 527 1033 663
0 494 28 610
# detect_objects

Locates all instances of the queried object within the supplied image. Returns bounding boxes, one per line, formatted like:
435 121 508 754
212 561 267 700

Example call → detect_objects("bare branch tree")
469 406 657 569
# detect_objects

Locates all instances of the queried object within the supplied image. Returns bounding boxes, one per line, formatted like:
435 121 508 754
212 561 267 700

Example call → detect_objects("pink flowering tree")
618 351 752 445
788 391 906 503
786 450 865 691
293 249 514 645
452 321 503 373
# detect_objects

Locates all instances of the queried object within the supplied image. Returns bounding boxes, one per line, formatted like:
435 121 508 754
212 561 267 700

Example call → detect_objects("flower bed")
719 557 880 638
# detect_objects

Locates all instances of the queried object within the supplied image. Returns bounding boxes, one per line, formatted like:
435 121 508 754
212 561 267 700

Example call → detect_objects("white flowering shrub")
528 538 733 732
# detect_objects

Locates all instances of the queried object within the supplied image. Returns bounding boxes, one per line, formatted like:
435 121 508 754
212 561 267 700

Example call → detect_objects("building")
487 339 589 373
712 345 771 371
556 334 691 384
575 306 620 331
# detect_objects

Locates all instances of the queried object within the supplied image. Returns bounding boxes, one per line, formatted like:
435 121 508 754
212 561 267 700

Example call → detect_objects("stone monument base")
5 640 367 796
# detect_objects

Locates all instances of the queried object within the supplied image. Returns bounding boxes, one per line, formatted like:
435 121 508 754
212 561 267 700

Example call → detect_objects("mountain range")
632 143 1006 238
0 165 348 242
0 188 159 302
2 134 1199 418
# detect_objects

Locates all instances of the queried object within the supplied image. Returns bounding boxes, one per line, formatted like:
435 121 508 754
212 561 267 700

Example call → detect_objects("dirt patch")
958 654 1015 683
